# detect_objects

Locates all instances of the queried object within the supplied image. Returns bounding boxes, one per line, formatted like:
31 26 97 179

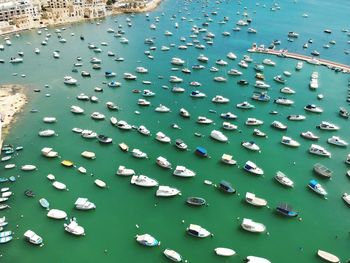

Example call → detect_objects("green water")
0 0 350 262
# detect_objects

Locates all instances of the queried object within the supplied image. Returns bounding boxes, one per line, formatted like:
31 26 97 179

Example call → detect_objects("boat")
175 139 188 150
156 156 172 169
106 102 119 111
155 104 170 113
252 129 267 138
119 143 129 152
287 115 305 121
131 175 158 187
97 135 113 144
52 181 66 191
132 149 148 159
81 130 97 138
163 249 182 262
304 104 323 113
218 180 236 194
254 81 270 89
236 101 255 109
212 95 229 103
9 57 23 63
245 192 267 207
252 92 270 102
281 136 300 147
74 198 96 210
228 69 242 75
47 174 55 181
173 166 196 177
243 161 264 175
116 165 135 176
214 247 236 257
137 125 151 136
245 256 271 263
94 179 106 188
296 61 303 70
156 186 181 197
90 112 105 120
186 197 206 206
43 117 57 123
155 132 171 143
38 129 56 137
0 236 12 244
197 116 213 124
276 203 298 217
63 76 77 85
0 198 8 203
220 112 237 120
190 90 206 98
241 218 266 233
262 58 276 66
39 198 50 209
271 121 287 130
342 193 350 205
108 81 121 87
137 99 150 106
61 160 74 167
317 250 340 263
317 121 339 131
327 136 347 147
339 107 349 119
64 218 85 236
274 97 294 105
221 154 237 165
47 209 67 219
179 108 190 118
186 224 211 238
309 144 331 157
300 131 319 140
308 179 327 196
241 141 260 151
21 165 37 171
142 89 155 97
71 105 84 114
24 230 43 245
275 171 294 187
116 121 132 130
313 163 333 178
81 151 96 159
246 118 263 126
4 164 15 169
273 75 286 84
280 87 295 94
136 234 160 247
346 154 350 165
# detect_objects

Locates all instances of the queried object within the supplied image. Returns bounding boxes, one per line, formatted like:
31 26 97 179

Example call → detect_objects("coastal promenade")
248 46 350 73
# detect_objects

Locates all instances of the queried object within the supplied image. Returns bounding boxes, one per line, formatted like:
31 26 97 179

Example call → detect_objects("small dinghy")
24 190 35 197
21 165 37 171
78 166 87 174
136 233 160 247
47 209 67 219
245 256 271 263
52 181 67 190
186 197 206 206
163 249 182 262
317 250 340 263
39 198 50 209
214 247 236 257
94 179 106 188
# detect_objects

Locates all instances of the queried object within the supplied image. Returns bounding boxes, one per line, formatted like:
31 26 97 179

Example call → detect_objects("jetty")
248 44 350 73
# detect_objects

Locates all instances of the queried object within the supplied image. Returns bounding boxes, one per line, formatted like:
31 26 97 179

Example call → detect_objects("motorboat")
346 154 350 165
132 149 148 159
327 136 348 147
271 121 287 130
245 118 263 126
309 144 331 157
237 79 249 86
253 129 267 138
156 156 172 169
106 102 119 111
156 186 181 197
90 112 105 120
137 99 151 106
74 198 96 210
24 230 43 245
9 57 23 63
210 130 228 142
281 136 300 147
274 97 294 105
61 160 74 167
81 130 97 139
308 179 327 196
214 248 236 257
254 81 270 89
41 147 58 158
227 69 242 75
197 116 213 124
218 180 236 194
236 101 255 109
124 73 137 80
171 57 185 65
90 96 98 103
169 76 183 83
155 104 170 113
317 250 340 263
78 167 87 174
21 165 37 171
288 31 299 38
313 163 333 178
238 60 249 68
212 95 229 103
301 131 319 140
131 175 158 187
197 54 209 62
287 115 305 121
245 192 267 207
241 141 260 151
186 197 206 206
221 154 237 165
163 249 182 262
116 165 135 176
309 78 319 89
108 81 121 87
342 193 350 205
47 209 67 219
38 129 56 137
304 104 323 113
339 107 349 119
280 87 295 94
76 93 89 101
64 218 85 236
274 75 286 84
97 135 112 144
276 203 298 217
187 224 211 238
137 125 151 136
179 108 190 118
43 117 57 123
245 256 271 263
317 121 339 131
81 151 96 159
142 89 155 97
275 171 294 187
173 166 195 177
190 90 206 98
117 120 132 130
251 92 270 102
136 66 148 74
136 234 160 247
172 86 185 93
296 61 303 70
222 122 237 130
227 52 237 60
52 181 67 191
63 76 77 85
155 131 171 143
175 139 188 150
241 218 266 233
262 58 275 66
243 161 264 175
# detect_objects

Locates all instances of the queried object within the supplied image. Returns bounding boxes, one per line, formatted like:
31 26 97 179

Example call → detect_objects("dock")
248 46 350 73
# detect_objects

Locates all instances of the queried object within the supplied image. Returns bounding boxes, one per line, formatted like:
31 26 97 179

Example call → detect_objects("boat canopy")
195 146 208 156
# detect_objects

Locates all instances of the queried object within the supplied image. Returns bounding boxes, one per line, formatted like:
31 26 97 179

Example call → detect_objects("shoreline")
0 0 163 37
0 84 28 148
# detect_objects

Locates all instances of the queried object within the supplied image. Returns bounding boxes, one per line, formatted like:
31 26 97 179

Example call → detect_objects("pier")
248 46 350 73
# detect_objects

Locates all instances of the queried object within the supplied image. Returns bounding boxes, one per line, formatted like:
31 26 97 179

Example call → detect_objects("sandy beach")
0 84 27 147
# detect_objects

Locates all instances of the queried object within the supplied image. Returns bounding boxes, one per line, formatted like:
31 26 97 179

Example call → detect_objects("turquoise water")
0 0 350 262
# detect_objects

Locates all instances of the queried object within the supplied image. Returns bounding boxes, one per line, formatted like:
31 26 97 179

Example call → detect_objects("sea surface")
0 0 350 262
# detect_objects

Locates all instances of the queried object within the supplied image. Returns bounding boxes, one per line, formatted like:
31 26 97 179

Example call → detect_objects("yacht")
313 163 333 178
339 107 349 119
116 120 132 130
245 192 267 207
281 136 300 147
241 218 266 233
137 99 151 106
186 224 211 238
221 154 237 165
171 57 185 65
327 136 348 147
254 81 270 89
76 93 89 100
38 129 56 137
220 112 237 119
308 179 327 196
175 139 188 150
156 156 172 169
74 198 96 210
63 76 77 85
197 54 209 62
227 52 237 60
81 130 97 139
90 112 105 120
24 230 43 245
210 130 228 142
131 175 158 187
156 186 181 197
236 101 255 109
271 121 287 130
309 144 331 157
163 249 182 262
274 97 294 105
342 193 350 206
155 104 170 113
197 116 213 124
124 73 137 80
253 129 267 138
190 90 206 98
241 141 260 151
155 131 171 143
317 250 340 263
227 69 242 75
108 81 121 87
238 60 249 68
132 149 148 159
137 125 151 136
317 121 339 131
251 92 270 102
296 61 303 70
300 131 319 140
275 171 294 187
243 161 264 175
135 234 160 247
304 104 323 113
215 59 228 66
280 87 295 94
173 166 195 177
245 118 263 126
169 75 183 83
116 165 135 176
287 115 305 121
213 76 227 82
273 75 286 84
262 58 276 66
222 122 237 130
179 108 190 118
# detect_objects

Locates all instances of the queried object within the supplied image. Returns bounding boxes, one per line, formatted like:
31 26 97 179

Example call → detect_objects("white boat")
275 171 294 187
246 256 271 263
9 57 23 63
241 141 260 151
197 54 209 62
64 218 85 236
173 166 196 177
210 130 228 142
41 147 58 158
245 192 267 207
142 89 155 97
47 209 67 219
212 95 229 103
222 122 237 130
301 131 319 140
296 61 303 70
280 87 295 94
227 69 242 75
38 129 56 137
287 114 305 121
21 165 37 171
169 76 183 83
281 136 300 147
175 139 188 150
137 125 151 136
197 116 213 124
63 76 77 85
190 90 206 98
227 52 237 60
327 136 348 147
116 120 132 130
137 99 151 106
179 108 190 118
274 97 294 105
24 230 43 245
262 58 276 66
214 247 236 257
90 112 105 120
43 117 57 123
245 118 263 126
132 149 148 159
163 249 182 262
131 175 158 187
271 120 287 130
78 167 86 174
81 130 97 138
136 233 160 246
155 104 170 113
309 144 331 157
342 193 350 205
309 180 327 196
156 186 181 197
47 174 55 181
155 131 171 143
220 112 237 120
171 57 185 65
187 224 211 238
116 165 135 176
317 121 339 131
81 151 96 159
4 164 15 169
243 161 264 175
94 179 107 188
52 181 66 190
74 198 96 210
241 218 266 233
71 105 84 114
254 81 270 89
156 156 172 169
124 73 137 80
236 101 255 109
317 250 340 263
304 104 323 113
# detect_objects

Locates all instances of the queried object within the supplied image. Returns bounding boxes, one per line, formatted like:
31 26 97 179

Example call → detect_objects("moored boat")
47 209 67 219
317 250 340 263
186 197 206 206
308 179 327 196
186 224 211 238
24 230 43 245
245 192 267 207
163 249 182 262
241 218 266 233
136 233 160 247
313 163 333 178
275 171 294 187
214 247 236 257
156 186 181 197
243 161 264 175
